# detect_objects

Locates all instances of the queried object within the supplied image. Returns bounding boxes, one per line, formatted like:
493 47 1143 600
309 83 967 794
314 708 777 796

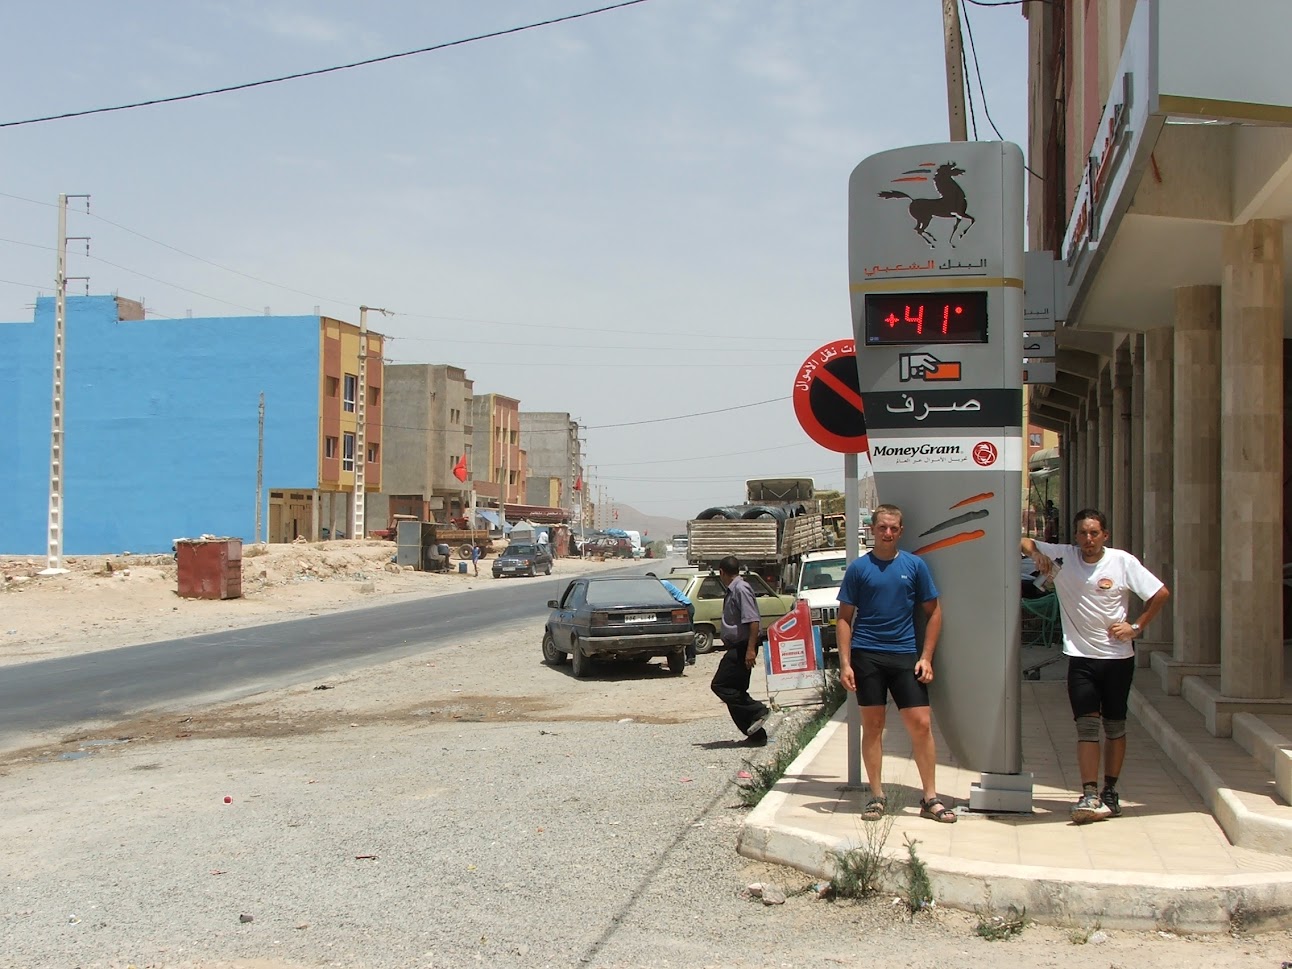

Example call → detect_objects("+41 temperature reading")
883 303 964 335
862 291 989 345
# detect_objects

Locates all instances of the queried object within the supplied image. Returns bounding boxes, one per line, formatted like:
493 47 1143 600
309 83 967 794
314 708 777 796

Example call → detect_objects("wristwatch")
1130 623 1141 633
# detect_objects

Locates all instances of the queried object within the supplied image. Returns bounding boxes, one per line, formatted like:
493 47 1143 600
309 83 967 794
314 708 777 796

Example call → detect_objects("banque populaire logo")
877 161 977 249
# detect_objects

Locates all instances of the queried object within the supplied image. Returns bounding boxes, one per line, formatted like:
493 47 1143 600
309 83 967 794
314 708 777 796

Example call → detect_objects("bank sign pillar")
848 143 1028 812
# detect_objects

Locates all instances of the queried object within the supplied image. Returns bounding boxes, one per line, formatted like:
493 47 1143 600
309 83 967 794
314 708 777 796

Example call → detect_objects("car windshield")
585 578 674 607
505 544 537 556
801 558 847 590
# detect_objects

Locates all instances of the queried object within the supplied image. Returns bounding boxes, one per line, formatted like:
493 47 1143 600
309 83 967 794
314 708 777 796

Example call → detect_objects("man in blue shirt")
837 504 954 824
647 572 696 665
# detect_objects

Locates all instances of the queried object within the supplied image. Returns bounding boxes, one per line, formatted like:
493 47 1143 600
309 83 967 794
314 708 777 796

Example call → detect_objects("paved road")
0 572 606 744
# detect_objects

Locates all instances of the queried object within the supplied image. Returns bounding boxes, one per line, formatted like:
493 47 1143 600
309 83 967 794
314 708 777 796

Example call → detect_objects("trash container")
458 561 468 574
176 537 243 600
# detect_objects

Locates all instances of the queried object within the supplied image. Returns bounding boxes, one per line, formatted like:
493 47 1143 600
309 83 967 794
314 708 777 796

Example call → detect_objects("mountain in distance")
594 502 686 543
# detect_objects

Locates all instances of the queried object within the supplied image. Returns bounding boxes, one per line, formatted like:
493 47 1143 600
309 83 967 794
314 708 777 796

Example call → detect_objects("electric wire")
586 396 790 430
0 191 806 344
0 0 652 129
960 1 1005 142
961 37 979 141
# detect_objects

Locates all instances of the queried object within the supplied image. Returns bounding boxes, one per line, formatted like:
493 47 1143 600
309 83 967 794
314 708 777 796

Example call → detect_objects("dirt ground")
6 544 1292 966
0 539 626 668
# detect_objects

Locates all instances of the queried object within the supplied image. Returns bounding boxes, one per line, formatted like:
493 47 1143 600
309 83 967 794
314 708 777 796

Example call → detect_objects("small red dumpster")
176 537 243 600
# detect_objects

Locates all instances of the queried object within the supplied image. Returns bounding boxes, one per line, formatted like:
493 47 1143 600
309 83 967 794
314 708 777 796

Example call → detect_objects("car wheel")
666 651 685 674
527 564 536 578
571 640 592 678
693 626 716 654
545 563 552 576
542 630 567 665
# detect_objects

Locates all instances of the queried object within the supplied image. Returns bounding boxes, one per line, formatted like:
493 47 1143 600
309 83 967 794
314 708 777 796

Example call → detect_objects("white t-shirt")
1032 541 1165 660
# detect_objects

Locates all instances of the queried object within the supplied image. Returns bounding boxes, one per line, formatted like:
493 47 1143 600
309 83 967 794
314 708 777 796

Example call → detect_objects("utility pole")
44 192 90 573
255 392 265 544
352 305 390 542
942 0 969 142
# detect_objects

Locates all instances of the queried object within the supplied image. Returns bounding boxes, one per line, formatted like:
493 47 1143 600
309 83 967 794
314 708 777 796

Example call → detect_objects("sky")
0 0 1030 521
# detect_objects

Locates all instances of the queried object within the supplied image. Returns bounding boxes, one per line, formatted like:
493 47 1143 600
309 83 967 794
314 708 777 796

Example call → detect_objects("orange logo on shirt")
1097 578 1114 590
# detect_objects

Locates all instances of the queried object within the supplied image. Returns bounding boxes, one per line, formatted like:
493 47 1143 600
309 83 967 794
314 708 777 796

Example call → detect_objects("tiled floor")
769 680 1292 877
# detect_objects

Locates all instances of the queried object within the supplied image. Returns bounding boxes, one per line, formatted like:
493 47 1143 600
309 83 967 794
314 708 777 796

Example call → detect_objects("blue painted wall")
1 296 321 554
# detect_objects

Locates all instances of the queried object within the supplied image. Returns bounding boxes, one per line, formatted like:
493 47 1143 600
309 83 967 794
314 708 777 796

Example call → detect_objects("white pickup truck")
786 548 856 652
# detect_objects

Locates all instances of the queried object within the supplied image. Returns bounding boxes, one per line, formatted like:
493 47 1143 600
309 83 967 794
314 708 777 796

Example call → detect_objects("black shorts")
1067 655 1135 721
851 649 928 710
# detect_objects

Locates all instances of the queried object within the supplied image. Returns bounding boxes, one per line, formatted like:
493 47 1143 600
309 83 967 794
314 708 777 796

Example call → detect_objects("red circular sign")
792 340 868 454
972 441 998 466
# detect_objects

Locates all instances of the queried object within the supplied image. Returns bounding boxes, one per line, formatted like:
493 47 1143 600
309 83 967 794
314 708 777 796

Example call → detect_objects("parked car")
492 543 553 578
542 575 693 677
675 569 796 654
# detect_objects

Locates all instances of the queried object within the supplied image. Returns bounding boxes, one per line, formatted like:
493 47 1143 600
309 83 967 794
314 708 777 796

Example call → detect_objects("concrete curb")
738 712 1292 933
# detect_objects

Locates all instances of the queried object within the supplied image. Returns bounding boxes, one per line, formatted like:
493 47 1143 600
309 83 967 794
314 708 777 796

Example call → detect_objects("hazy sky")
1 1 1029 520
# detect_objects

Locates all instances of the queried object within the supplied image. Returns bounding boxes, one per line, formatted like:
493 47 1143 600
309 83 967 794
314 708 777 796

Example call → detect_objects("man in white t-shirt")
1022 508 1170 824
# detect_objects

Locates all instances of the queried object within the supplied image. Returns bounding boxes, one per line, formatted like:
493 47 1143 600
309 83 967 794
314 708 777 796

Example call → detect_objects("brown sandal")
861 796 887 821
920 796 957 823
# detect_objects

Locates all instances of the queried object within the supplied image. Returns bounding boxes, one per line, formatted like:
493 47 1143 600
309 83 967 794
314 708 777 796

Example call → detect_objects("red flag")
452 455 468 482
573 474 582 492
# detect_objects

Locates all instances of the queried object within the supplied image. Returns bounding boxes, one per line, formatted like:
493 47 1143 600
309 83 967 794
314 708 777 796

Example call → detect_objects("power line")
0 1 652 129
960 0 1005 141
959 0 1046 182
0 191 809 343
961 37 979 141
586 396 789 430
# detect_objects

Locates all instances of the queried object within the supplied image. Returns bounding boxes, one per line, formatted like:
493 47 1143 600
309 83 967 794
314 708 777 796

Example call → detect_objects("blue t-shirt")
837 551 939 654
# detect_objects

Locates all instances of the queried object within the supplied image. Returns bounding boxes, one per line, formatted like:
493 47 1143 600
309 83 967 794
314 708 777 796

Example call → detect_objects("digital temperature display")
863 291 989 345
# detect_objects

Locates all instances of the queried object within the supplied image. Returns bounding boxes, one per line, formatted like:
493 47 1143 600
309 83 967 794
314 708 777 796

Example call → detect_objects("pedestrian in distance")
471 544 481 577
1022 508 1169 824
836 503 955 824
710 556 771 746
646 572 696 665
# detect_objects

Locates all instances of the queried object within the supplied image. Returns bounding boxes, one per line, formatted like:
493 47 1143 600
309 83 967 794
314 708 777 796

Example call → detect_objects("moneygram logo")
972 441 998 466
871 443 962 458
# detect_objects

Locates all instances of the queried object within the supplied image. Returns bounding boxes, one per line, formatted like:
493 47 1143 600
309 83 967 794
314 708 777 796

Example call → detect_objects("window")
325 376 339 398
450 408 460 423
1029 432 1043 448
368 386 380 405
342 432 355 471
367 444 379 464
325 436 338 459
449 454 459 471
343 374 357 412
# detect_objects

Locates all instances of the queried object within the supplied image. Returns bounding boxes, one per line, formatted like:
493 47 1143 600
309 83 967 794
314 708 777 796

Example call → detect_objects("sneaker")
1100 786 1122 818
1071 790 1112 824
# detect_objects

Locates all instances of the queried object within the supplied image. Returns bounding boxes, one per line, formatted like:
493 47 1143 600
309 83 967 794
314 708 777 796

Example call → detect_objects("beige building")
471 393 527 509
1023 0 1292 716
366 364 474 527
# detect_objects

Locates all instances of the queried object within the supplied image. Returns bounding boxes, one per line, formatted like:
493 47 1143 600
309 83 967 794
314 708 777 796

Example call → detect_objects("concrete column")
1142 326 1174 649
1112 342 1133 548
1098 368 1113 516
1085 397 1095 516
1173 286 1222 665
1130 335 1145 559
1220 221 1284 699
1085 393 1099 517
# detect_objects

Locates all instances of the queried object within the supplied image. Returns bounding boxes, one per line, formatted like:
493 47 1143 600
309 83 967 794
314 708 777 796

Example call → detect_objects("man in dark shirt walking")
710 556 770 745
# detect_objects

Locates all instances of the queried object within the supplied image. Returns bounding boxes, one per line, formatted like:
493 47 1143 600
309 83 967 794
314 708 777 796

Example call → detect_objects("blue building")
2 295 385 554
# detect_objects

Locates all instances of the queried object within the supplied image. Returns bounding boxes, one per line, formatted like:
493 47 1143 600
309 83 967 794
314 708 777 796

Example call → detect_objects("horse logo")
878 161 976 248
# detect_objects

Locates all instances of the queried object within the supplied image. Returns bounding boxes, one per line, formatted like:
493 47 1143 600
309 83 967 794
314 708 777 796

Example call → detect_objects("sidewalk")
738 673 1292 933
